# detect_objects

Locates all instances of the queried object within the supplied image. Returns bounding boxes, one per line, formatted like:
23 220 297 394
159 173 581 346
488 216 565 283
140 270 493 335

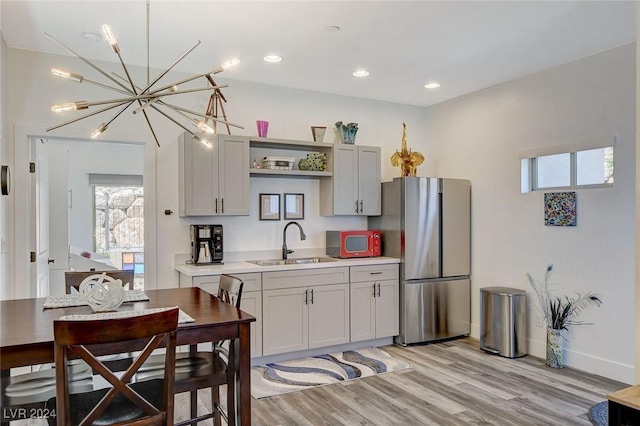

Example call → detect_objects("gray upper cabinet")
320 144 381 216
178 133 250 216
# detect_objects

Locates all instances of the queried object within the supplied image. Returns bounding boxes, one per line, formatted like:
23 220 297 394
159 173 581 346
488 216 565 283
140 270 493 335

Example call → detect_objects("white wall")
423 43 636 383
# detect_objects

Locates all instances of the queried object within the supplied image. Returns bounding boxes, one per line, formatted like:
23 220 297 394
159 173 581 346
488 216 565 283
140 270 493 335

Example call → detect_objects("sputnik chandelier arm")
47 101 131 132
51 68 134 96
158 101 245 130
46 0 240 147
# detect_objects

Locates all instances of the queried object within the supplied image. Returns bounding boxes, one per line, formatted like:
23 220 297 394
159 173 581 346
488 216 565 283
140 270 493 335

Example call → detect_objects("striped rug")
251 347 411 399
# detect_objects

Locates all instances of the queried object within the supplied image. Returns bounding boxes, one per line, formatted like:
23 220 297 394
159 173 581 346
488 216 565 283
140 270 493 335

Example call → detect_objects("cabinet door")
192 275 220 295
375 280 399 338
180 133 219 216
218 136 250 216
350 281 376 342
262 288 308 355
332 145 359 215
308 283 350 349
240 291 262 358
358 146 381 216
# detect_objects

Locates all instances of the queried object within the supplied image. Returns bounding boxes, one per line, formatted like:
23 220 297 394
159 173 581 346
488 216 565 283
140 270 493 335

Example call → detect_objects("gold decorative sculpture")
391 122 424 176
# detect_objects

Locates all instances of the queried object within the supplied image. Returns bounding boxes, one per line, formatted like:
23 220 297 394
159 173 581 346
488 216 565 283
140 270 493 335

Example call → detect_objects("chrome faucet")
282 221 306 260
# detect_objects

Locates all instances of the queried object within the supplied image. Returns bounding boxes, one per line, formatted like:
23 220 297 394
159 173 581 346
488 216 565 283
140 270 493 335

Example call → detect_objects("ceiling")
1 1 636 107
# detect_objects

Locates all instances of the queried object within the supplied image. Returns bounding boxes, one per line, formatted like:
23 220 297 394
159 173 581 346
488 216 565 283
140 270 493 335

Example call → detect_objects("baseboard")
471 322 633 384
527 337 635 385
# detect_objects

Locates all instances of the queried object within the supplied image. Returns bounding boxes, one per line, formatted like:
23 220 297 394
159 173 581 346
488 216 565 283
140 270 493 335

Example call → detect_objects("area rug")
588 401 607 426
251 347 410 399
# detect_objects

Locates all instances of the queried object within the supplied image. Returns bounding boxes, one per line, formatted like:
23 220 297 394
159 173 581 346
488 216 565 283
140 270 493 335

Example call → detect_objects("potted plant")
527 264 602 368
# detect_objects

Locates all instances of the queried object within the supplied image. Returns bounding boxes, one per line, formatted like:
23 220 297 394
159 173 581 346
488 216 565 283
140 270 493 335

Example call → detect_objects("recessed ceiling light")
424 82 441 89
82 32 102 42
353 70 370 77
264 55 283 63
326 26 340 32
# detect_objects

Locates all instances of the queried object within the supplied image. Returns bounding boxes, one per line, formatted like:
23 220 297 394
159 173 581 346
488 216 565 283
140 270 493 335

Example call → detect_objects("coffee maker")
190 224 223 264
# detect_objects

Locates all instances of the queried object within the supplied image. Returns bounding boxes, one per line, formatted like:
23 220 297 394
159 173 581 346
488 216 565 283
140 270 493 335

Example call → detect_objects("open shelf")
249 168 332 178
249 137 333 151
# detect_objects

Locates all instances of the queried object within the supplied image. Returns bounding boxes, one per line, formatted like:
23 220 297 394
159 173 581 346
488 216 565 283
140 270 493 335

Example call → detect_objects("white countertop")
175 256 400 277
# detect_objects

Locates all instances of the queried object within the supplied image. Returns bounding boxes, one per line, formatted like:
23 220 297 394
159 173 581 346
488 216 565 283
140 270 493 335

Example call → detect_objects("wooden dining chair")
64 270 135 294
47 307 179 426
138 274 244 426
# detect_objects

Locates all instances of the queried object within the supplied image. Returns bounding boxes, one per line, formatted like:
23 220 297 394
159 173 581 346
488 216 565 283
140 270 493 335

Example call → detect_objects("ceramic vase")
311 126 326 142
335 121 358 144
546 328 563 368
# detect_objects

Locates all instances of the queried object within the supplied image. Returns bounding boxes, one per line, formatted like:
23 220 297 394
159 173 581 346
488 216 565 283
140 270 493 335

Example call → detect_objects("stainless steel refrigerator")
369 177 471 345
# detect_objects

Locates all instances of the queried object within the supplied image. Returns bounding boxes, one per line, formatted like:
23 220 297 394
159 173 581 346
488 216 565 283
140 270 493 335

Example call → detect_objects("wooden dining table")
0 287 256 425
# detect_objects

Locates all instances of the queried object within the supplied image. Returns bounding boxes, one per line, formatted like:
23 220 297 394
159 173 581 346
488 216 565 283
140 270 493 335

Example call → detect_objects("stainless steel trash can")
480 286 527 358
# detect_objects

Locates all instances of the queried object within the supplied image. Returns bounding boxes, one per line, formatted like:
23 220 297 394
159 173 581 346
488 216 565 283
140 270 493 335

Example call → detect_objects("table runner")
58 306 195 324
43 290 149 309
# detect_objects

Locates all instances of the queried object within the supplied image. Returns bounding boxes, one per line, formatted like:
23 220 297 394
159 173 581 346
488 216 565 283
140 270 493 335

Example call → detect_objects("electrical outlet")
535 313 543 327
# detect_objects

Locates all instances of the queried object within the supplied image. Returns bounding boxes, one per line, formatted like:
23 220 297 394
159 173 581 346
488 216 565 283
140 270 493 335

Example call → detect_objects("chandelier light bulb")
90 123 108 139
198 137 213 149
51 101 88 113
102 25 120 53
195 120 215 135
51 68 83 82
212 58 241 74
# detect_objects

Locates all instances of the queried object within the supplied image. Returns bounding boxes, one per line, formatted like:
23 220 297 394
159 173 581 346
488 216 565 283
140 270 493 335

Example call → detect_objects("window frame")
526 147 613 192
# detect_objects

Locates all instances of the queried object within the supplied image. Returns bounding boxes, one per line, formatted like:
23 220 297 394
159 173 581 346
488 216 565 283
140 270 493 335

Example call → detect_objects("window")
523 147 613 192
90 174 144 289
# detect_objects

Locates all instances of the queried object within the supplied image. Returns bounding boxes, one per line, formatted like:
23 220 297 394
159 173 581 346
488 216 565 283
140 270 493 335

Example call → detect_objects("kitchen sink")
248 257 337 266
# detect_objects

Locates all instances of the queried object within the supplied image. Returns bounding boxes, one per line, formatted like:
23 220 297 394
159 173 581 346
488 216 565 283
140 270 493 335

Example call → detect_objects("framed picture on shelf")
284 193 304 220
259 193 280 220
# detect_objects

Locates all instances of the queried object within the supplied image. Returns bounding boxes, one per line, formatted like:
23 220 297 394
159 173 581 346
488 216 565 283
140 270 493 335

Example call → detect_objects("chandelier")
46 1 243 147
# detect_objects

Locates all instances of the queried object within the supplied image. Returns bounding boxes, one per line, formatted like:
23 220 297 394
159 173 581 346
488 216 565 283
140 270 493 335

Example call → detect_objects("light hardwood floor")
11 337 628 425
250 337 627 425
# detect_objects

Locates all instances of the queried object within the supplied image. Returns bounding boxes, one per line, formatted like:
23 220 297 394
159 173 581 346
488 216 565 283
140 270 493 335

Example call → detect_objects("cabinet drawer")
192 272 261 293
350 264 399 283
263 267 349 291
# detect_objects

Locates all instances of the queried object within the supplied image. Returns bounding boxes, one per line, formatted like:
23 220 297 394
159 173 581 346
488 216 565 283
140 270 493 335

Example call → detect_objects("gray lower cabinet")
178 262 399 358
262 267 350 356
186 272 262 358
350 264 399 342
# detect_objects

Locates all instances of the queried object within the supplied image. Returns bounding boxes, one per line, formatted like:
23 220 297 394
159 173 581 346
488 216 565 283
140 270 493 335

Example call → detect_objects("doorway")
33 137 145 295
